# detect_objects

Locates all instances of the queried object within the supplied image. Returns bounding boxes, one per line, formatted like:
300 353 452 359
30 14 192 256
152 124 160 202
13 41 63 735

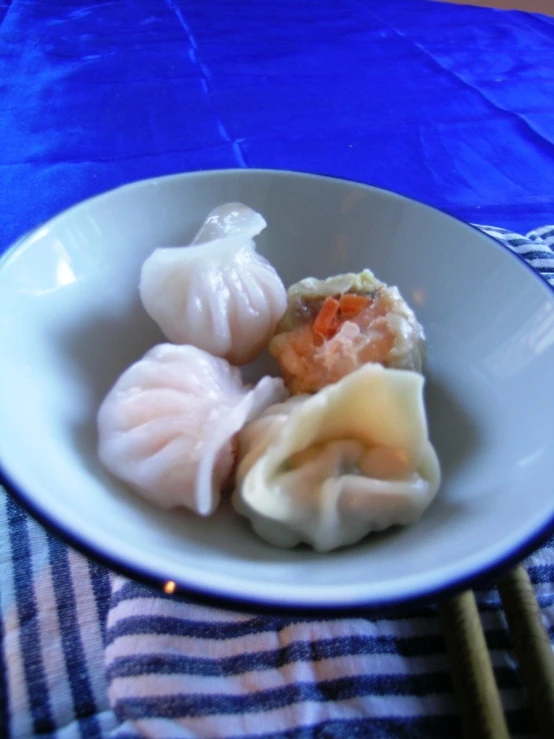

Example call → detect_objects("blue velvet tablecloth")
1 1 554 737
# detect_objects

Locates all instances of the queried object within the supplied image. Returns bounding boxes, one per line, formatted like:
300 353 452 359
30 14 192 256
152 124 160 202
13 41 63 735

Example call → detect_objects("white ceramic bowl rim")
2 168 554 614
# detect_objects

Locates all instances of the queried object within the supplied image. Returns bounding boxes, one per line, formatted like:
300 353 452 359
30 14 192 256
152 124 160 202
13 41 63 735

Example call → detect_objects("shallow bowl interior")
1 169 554 612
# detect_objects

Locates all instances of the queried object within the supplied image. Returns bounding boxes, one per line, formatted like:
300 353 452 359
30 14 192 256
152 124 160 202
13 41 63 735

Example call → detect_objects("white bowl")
1 169 554 613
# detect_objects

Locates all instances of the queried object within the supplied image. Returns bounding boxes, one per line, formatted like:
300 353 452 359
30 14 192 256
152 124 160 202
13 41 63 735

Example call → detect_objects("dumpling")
139 203 287 365
97 344 287 515
269 270 425 394
233 363 440 552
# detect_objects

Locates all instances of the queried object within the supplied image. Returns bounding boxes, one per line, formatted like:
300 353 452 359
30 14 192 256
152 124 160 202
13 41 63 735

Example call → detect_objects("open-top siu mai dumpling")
269 270 425 394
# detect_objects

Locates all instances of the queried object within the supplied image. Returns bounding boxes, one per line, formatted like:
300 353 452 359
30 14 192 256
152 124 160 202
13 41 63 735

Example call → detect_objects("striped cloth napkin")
1 226 554 738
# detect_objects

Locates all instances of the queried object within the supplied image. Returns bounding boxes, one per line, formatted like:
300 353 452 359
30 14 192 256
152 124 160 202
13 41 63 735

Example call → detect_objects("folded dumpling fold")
97 344 287 515
140 203 287 365
233 363 440 551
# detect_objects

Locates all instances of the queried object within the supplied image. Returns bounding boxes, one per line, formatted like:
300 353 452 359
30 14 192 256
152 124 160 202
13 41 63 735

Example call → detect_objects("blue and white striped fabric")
1 226 554 739
478 225 554 286
0 493 117 738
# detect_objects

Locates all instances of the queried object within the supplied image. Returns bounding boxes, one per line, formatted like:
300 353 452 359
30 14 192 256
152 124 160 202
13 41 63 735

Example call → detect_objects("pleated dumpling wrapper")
140 203 287 365
98 344 287 515
269 270 425 394
233 363 440 552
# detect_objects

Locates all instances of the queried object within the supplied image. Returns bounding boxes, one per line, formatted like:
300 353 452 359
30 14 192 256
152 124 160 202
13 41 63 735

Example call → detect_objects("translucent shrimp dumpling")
97 344 287 515
140 203 287 365
269 270 425 394
233 364 440 552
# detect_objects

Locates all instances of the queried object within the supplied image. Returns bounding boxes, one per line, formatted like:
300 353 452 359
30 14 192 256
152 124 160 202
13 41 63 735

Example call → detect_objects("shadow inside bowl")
55 299 163 472
425 371 482 480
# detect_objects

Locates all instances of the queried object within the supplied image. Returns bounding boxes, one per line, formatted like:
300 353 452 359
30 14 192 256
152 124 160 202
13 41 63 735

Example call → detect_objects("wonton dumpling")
140 203 287 365
233 364 440 552
269 270 425 394
97 344 287 515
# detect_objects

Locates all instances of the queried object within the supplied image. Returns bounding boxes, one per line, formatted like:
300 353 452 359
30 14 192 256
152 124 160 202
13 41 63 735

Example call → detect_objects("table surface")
440 0 554 17
1 0 554 252
1 1 554 737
